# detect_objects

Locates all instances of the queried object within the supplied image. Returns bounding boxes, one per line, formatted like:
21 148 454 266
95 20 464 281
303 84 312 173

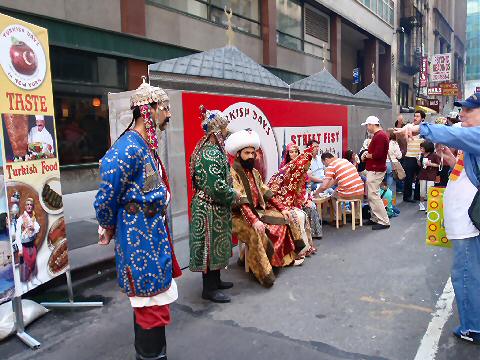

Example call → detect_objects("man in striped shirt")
403 110 426 202
313 152 364 199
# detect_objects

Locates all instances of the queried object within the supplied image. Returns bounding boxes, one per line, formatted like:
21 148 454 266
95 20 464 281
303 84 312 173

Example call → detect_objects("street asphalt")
2 202 480 360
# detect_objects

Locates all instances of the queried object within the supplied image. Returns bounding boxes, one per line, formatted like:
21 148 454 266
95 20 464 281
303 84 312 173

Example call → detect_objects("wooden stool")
335 198 363 230
238 242 249 272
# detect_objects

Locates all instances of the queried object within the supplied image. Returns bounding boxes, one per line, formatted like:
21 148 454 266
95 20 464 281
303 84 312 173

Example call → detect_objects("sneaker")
453 326 480 344
419 203 426 211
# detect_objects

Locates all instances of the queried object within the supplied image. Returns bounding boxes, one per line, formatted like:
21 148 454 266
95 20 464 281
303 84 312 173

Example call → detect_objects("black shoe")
364 219 378 226
213 269 233 290
202 290 231 303
372 224 390 230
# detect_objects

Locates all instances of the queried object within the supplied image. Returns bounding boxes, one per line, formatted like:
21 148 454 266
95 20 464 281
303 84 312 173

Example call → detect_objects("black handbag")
468 156 480 231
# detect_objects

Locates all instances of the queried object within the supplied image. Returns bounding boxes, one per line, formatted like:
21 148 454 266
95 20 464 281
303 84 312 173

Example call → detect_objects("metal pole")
12 297 41 349
41 270 103 308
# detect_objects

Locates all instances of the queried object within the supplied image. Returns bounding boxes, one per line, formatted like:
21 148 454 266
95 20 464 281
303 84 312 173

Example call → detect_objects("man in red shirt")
361 116 390 230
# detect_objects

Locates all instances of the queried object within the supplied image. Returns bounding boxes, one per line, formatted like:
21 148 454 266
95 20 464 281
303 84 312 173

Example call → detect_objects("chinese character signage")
420 57 428 87
430 53 451 82
0 13 69 299
353 68 360 84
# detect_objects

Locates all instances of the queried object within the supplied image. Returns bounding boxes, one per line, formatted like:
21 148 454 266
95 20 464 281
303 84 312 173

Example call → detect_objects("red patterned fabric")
134 305 171 329
267 146 314 209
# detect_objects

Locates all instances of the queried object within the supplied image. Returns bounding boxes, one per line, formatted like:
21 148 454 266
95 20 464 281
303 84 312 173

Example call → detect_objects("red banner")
182 92 349 208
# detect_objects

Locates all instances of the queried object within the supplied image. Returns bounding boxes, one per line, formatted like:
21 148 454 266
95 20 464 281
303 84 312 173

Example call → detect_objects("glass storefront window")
51 47 127 166
54 94 110 166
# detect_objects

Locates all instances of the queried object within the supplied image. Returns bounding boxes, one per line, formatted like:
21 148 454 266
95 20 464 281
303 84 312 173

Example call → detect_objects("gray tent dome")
290 69 353 98
354 82 391 103
149 45 288 89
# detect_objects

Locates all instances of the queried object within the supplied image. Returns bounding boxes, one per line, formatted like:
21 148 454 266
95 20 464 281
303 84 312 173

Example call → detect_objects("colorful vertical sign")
420 56 428 87
0 13 69 297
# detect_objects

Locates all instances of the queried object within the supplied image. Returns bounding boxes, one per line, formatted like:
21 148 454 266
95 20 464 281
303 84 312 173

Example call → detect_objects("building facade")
395 0 467 114
466 0 480 95
0 0 396 184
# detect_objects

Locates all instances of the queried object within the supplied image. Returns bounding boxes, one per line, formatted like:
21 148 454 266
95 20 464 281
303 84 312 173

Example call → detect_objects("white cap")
361 116 380 126
225 129 261 156
35 115 45 122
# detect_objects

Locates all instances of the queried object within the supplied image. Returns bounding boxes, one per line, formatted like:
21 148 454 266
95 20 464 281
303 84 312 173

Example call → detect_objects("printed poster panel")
273 126 343 161
0 13 69 296
430 53 452 83
181 91 348 211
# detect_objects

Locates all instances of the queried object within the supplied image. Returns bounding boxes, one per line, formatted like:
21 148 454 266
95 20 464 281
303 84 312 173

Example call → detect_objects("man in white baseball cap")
361 116 391 230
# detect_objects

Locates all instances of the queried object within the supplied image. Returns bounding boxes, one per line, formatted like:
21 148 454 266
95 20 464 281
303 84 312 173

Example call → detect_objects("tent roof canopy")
149 45 288 89
354 82 391 103
290 69 353 98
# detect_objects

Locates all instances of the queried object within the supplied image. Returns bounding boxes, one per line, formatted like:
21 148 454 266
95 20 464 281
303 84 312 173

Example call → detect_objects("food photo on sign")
1 114 56 162
6 174 67 295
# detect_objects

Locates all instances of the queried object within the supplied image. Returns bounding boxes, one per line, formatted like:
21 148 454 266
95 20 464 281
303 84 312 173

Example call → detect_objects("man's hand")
365 153 373 159
394 124 420 140
253 221 266 234
281 210 291 222
98 226 114 245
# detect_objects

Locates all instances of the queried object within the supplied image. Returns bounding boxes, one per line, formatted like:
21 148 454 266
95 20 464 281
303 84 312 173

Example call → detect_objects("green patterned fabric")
189 143 236 272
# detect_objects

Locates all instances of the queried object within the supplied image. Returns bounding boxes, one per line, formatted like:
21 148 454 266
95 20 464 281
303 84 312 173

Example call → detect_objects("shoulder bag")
388 152 406 181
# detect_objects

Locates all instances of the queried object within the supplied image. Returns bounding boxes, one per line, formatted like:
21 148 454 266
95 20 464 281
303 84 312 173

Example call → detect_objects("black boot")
202 271 230 303
134 315 167 360
215 270 233 290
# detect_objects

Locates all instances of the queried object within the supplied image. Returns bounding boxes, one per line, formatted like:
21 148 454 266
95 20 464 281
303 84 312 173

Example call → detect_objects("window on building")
51 47 127 166
358 0 394 26
276 0 329 58
276 0 303 51
397 82 410 107
150 0 261 36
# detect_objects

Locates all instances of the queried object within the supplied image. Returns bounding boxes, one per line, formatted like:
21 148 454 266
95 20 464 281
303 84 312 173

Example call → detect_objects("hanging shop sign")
0 13 69 299
427 86 442 95
420 57 429 87
440 82 459 96
430 53 452 82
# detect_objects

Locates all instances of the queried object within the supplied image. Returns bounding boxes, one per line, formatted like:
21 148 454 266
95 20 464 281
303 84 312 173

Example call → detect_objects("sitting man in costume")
226 129 294 288
95 77 181 360
268 143 318 259
189 105 238 303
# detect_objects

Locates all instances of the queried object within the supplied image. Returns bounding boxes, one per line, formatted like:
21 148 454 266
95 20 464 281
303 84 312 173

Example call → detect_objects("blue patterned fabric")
94 131 172 297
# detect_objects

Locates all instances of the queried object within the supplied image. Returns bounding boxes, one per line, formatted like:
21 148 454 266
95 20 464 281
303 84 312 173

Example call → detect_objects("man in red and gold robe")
226 130 296 288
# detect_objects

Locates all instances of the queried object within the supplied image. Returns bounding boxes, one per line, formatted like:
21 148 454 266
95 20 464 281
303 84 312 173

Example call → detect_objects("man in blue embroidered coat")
94 78 181 360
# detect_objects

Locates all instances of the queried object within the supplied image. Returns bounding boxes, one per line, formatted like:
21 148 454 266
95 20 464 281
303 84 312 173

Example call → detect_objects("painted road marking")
360 296 433 313
414 277 455 360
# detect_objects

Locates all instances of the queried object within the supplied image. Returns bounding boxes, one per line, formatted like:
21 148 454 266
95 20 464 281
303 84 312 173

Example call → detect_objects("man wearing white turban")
226 129 294 287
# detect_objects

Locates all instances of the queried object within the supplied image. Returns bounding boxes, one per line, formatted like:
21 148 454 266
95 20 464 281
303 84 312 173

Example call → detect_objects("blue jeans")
452 235 480 333
386 162 396 194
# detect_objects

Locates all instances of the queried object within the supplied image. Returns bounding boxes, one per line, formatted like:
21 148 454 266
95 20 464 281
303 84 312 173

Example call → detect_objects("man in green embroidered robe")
189 106 238 303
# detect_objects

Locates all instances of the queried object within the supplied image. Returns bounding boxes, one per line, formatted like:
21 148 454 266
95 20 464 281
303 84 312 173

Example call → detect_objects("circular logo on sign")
223 102 279 181
0 24 47 90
